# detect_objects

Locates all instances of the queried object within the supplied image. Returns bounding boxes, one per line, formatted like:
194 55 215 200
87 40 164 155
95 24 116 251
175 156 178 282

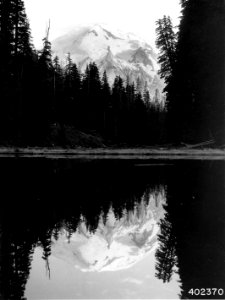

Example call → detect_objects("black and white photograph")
0 0 224 299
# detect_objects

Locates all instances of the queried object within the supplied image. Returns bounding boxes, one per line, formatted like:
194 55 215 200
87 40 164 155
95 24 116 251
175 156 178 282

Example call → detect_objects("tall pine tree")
167 0 225 144
0 0 33 143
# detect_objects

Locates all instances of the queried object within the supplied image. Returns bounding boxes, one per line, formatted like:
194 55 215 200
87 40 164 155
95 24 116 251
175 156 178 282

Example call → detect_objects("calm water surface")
0 159 224 299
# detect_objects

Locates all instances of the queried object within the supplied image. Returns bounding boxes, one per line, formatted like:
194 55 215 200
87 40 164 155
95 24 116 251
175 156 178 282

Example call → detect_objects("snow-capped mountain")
51 190 166 272
52 24 164 98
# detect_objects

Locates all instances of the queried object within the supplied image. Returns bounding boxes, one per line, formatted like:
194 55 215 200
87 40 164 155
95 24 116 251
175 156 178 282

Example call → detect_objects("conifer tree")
0 0 14 60
13 0 33 57
136 77 142 93
35 23 54 143
134 90 147 144
155 15 179 143
81 62 101 131
143 82 151 108
101 71 111 135
112 76 125 140
153 89 161 108
64 52 73 92
64 54 81 126
39 23 52 68
167 0 225 144
53 56 63 122
156 16 177 85
101 71 111 102
0 0 33 143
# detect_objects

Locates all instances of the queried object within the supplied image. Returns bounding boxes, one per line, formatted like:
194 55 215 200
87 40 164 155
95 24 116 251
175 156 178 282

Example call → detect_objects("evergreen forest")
0 0 224 147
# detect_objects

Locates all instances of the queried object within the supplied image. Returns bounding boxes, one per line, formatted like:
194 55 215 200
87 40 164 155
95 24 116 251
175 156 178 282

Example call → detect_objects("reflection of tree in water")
155 206 177 283
0 202 59 300
0 159 166 300
0 215 35 300
173 162 225 299
154 161 225 299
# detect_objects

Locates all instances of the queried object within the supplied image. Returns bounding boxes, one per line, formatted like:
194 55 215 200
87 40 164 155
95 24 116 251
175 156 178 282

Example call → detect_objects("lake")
0 158 224 299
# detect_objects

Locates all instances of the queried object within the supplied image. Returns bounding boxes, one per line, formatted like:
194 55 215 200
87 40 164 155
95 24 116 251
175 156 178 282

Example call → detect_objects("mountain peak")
52 24 165 97
88 24 104 35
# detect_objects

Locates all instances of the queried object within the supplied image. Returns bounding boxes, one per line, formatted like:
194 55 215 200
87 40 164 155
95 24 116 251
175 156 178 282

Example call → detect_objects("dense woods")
0 0 224 147
0 0 165 147
156 1 225 145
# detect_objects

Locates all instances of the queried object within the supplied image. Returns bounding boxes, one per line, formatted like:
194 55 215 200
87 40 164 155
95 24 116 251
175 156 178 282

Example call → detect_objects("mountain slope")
52 24 164 98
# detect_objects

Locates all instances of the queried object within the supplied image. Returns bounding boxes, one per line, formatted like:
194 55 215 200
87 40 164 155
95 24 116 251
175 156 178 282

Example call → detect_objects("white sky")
24 0 181 50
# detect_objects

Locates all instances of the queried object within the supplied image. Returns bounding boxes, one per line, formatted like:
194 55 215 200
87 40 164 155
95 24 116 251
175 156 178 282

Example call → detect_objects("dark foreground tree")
165 0 225 144
155 15 178 143
0 0 34 143
156 16 177 85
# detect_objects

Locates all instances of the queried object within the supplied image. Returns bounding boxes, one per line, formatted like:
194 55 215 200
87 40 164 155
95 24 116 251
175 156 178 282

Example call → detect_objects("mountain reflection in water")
0 159 224 299
51 189 166 272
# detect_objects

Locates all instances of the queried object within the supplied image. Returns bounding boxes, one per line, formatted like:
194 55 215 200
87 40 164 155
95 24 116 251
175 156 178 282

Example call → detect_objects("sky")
24 0 181 50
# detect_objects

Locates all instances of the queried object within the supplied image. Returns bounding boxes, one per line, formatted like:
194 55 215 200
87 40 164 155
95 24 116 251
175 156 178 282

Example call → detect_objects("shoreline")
0 147 224 160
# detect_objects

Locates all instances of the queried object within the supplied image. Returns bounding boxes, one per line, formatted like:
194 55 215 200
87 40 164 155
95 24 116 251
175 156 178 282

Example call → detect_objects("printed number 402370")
188 288 224 296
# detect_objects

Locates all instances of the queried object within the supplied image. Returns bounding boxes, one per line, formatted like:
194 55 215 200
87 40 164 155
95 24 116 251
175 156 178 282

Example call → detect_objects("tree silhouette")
165 0 225 144
101 71 111 136
155 207 177 283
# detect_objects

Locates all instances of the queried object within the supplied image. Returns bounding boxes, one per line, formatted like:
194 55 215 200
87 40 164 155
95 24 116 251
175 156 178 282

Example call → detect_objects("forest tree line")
0 0 224 147
49 55 166 146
